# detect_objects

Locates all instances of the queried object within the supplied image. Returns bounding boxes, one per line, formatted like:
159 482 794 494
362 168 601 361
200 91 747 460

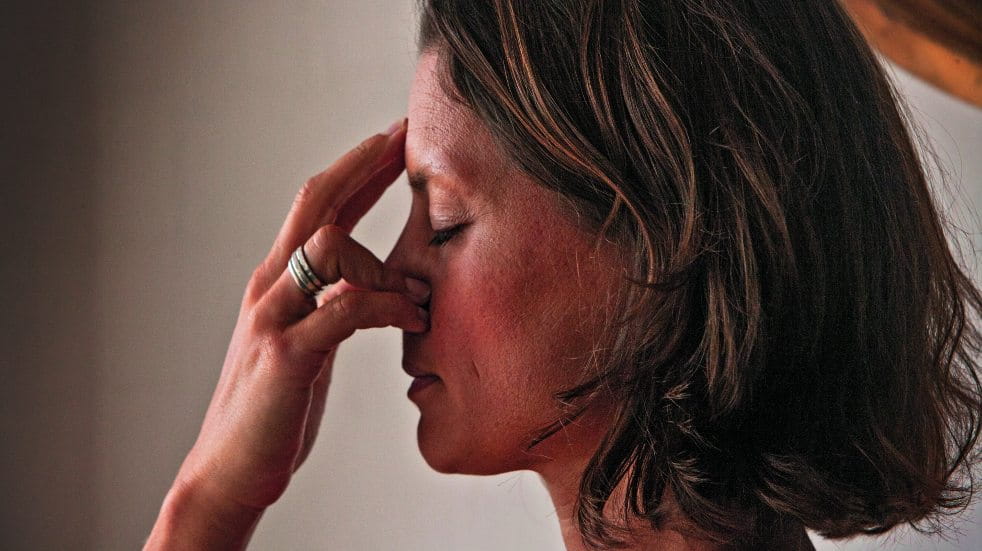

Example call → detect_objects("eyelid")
430 205 471 230
425 203 475 246
431 217 463 231
428 223 464 247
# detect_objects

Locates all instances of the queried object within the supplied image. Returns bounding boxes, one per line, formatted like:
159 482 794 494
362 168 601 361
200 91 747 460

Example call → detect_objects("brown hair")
416 0 982 548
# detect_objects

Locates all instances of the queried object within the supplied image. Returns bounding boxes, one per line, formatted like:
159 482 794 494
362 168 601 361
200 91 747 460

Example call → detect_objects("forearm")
144 479 265 551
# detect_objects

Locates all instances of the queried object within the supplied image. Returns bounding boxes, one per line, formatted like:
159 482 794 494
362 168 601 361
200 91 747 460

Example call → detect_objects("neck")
535 457 722 551
529 407 814 551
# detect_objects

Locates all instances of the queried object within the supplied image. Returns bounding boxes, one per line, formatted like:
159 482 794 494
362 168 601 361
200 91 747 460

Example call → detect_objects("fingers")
317 278 357 307
250 119 407 298
335 136 407 233
259 224 430 324
286 290 429 354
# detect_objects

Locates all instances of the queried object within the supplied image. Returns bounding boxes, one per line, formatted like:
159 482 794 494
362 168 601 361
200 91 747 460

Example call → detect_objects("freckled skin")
383 53 623 477
379 53 813 551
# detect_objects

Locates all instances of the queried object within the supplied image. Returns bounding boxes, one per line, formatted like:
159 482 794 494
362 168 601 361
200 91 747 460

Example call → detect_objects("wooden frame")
840 0 982 107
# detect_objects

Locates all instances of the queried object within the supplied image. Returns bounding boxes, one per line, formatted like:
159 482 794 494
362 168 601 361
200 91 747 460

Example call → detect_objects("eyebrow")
408 169 430 193
407 165 478 200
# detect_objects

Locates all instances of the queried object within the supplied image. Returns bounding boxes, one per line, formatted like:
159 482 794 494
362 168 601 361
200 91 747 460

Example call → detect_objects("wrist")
144 476 265 551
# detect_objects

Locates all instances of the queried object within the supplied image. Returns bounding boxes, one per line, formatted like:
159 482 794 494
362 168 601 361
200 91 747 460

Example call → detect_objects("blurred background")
2 1 979 549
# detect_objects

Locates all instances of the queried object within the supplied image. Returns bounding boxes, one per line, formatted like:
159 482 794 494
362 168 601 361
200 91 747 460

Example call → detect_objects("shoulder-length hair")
416 1 982 548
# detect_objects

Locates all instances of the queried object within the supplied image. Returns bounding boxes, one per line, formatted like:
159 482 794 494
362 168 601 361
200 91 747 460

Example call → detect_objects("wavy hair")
416 0 982 548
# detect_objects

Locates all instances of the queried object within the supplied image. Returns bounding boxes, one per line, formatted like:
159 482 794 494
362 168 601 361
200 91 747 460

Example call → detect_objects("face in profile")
383 52 623 476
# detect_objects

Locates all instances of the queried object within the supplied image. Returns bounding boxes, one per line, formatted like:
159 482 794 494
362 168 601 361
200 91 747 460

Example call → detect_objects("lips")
403 359 440 400
407 374 439 397
401 359 439 379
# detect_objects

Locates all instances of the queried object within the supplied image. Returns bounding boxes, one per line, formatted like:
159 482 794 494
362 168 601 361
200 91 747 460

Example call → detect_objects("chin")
415 417 525 476
416 417 469 474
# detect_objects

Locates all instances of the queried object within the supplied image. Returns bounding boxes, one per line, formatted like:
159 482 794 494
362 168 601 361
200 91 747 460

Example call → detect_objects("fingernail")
405 277 431 303
386 117 407 136
417 306 429 322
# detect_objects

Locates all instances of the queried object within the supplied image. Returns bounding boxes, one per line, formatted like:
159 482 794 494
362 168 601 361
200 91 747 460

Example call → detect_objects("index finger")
334 134 407 233
255 118 407 296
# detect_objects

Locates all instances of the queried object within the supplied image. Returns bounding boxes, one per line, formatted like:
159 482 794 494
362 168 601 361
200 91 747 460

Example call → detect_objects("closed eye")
428 224 465 247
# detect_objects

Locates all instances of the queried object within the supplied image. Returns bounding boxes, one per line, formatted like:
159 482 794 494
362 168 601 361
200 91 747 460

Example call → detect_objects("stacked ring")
289 245 328 298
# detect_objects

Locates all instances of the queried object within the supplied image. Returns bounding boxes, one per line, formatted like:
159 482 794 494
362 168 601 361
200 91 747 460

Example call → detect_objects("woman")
145 1 982 549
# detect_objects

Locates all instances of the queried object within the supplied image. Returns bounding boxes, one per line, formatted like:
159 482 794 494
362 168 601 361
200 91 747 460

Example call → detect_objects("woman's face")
384 52 621 475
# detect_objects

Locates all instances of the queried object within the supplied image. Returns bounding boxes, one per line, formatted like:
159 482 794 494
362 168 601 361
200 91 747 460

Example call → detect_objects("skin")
384 52 625 478
145 118 429 549
144 51 814 551
386 52 813 551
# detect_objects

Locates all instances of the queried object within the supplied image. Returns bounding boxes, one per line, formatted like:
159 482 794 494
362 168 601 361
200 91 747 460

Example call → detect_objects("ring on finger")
289 244 329 298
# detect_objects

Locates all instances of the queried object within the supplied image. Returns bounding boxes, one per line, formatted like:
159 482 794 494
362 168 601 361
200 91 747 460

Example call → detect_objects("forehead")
406 53 512 199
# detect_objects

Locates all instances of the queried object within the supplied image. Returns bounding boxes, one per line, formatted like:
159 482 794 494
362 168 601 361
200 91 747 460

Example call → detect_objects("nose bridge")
382 214 423 277
382 227 409 271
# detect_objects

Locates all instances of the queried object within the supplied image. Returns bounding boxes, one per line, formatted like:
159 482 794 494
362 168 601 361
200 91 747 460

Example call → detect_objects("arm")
142 117 425 549
144 478 263 551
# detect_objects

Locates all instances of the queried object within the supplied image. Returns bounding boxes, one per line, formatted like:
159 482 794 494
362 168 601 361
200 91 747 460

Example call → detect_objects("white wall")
3 2 979 549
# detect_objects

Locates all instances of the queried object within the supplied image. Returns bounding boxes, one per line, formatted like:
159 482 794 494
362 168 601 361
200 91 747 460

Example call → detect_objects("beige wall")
2 2 979 550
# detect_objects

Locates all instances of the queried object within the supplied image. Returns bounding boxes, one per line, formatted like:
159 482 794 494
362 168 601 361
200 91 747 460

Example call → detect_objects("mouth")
408 373 439 395
403 358 441 399
401 358 439 379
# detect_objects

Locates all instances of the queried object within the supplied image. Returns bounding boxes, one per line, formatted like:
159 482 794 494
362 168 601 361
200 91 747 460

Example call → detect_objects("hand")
146 118 428 549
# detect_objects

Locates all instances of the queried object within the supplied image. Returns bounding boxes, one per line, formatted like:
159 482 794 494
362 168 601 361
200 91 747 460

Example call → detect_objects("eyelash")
428 224 464 247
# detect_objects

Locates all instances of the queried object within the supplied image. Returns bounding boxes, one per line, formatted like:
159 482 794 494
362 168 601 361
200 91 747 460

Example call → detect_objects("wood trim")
840 0 982 108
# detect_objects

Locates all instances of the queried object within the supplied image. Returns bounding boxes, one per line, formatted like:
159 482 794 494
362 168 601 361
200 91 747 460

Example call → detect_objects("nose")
383 211 428 283
385 218 433 315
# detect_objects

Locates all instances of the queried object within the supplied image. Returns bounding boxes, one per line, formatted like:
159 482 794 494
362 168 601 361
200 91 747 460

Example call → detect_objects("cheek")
411 198 621 473
432 255 532 379
432 234 582 416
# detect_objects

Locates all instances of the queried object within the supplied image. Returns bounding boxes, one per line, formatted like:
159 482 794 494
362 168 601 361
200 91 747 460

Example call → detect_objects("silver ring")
289 245 327 297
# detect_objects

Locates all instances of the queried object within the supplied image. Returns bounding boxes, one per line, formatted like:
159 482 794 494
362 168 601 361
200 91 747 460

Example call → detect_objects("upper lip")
402 359 438 378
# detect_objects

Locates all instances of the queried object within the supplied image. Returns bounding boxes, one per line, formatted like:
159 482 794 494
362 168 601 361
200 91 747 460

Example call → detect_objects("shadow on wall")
1 2 99 549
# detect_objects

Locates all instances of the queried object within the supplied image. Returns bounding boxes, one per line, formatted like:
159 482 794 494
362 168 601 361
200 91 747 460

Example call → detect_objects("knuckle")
310 224 344 253
244 269 266 303
352 141 373 159
242 301 263 329
294 176 318 207
331 291 361 320
249 261 266 283
244 298 277 335
244 260 276 304
308 226 345 280
258 332 293 364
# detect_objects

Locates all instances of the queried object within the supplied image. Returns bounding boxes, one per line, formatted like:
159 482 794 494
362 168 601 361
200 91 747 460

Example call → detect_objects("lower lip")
408 375 440 398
